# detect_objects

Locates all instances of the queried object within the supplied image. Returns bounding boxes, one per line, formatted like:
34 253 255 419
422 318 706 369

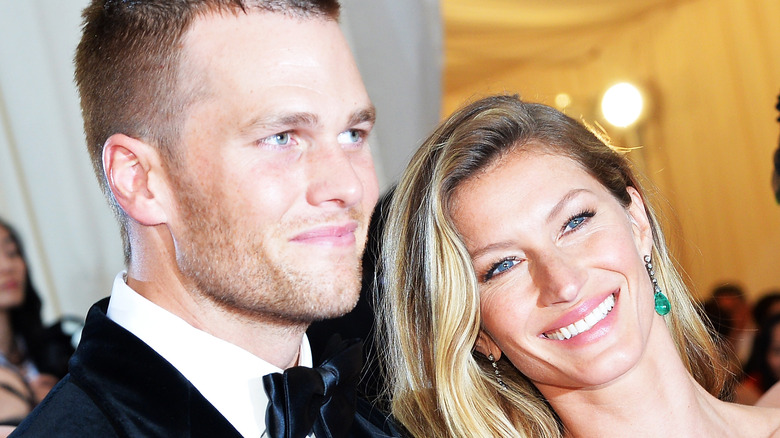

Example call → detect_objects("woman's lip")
290 222 359 245
542 290 619 335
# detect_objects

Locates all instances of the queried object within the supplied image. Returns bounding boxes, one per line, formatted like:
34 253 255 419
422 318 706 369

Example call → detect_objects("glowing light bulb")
601 82 644 128
555 93 572 109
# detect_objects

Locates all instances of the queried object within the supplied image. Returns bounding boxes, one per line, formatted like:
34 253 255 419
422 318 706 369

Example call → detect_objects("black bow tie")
263 336 363 438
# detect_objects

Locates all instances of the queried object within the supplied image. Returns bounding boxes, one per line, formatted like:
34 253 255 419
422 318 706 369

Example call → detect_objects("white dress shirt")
106 272 313 438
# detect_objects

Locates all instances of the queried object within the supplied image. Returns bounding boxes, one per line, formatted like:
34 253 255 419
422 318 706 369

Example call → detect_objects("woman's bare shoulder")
715 399 780 438
757 382 780 409
740 404 780 437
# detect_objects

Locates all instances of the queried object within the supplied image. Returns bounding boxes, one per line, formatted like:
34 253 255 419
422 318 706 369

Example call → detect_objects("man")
10 1 396 436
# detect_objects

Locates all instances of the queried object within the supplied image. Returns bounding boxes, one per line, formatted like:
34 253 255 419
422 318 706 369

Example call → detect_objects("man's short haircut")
74 0 341 262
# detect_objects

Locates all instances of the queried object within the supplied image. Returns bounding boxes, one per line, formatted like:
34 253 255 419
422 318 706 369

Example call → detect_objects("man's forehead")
179 11 350 84
180 11 346 74
175 8 370 141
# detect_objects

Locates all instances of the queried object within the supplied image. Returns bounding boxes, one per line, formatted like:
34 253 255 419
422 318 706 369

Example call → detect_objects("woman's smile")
543 293 616 340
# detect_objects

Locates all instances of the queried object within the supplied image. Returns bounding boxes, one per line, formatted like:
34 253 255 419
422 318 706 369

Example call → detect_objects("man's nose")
304 145 363 209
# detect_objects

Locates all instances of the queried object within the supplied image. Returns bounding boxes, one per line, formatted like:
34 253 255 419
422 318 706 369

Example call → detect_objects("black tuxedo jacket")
10 299 399 437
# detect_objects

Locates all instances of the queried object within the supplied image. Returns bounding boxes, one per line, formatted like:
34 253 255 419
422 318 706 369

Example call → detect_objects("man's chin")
315 288 361 318
310 301 360 322
303 281 361 322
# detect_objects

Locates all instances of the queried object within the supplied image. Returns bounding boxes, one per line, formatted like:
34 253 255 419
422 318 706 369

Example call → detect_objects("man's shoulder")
10 375 118 437
12 299 242 437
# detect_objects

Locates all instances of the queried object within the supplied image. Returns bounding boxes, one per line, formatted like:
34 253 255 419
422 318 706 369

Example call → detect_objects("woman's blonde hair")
378 95 731 437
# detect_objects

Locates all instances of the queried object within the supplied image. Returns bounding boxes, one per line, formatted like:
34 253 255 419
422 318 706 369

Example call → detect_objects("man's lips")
290 222 359 246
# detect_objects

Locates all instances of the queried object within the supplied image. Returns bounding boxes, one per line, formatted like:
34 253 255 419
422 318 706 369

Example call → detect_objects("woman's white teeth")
545 294 615 340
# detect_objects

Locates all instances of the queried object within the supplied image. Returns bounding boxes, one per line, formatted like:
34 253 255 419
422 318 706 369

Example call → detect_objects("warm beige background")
442 0 780 301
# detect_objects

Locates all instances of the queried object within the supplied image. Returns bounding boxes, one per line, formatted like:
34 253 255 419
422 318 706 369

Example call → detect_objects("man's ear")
475 330 501 361
103 134 170 226
626 186 653 255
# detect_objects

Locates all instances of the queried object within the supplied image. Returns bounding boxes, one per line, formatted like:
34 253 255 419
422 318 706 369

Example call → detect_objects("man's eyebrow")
240 112 320 136
348 105 376 127
239 106 375 137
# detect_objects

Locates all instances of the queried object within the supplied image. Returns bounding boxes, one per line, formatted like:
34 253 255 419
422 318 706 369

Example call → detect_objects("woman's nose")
532 250 587 306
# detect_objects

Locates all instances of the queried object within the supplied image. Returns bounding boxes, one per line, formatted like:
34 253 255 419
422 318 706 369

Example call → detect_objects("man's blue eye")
337 129 362 144
269 133 290 145
259 132 292 147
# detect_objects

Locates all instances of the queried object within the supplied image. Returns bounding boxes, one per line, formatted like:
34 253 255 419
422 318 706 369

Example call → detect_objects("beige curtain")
443 0 780 300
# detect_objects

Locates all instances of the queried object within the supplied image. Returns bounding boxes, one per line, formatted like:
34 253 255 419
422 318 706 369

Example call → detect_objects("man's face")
168 11 378 325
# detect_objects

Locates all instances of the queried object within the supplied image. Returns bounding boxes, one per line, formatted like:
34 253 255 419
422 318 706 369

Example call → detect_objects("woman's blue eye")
563 211 595 233
485 258 519 281
567 217 586 229
495 260 515 273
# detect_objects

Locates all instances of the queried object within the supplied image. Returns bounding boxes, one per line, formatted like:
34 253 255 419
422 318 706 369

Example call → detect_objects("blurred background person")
753 93 780 408
737 314 780 404
772 92 780 205
703 283 756 368
0 219 75 425
753 291 780 331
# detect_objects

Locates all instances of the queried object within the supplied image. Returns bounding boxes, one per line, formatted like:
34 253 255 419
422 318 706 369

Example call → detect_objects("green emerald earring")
644 255 670 315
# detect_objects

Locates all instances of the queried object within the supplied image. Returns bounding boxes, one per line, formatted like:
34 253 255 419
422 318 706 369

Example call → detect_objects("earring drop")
488 354 508 390
644 255 670 316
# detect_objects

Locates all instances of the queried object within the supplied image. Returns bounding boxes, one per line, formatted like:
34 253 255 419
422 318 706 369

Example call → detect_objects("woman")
379 95 780 437
0 219 74 425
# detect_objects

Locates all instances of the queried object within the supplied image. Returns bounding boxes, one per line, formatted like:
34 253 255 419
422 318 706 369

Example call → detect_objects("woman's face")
766 323 780 380
0 226 27 310
451 150 660 393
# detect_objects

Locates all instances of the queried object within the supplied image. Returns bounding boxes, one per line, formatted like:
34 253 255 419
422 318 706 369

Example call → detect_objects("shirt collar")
106 271 313 438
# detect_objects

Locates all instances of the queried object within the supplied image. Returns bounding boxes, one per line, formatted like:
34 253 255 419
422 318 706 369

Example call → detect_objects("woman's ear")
626 186 653 255
103 134 170 226
475 330 502 361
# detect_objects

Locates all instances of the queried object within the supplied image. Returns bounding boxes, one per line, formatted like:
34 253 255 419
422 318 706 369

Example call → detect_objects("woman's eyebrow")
470 240 516 262
546 188 589 223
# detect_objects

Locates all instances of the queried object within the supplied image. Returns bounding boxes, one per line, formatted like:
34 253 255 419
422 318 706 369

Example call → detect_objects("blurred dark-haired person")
755 94 780 409
753 292 780 330
737 314 780 404
0 219 74 425
708 283 756 367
